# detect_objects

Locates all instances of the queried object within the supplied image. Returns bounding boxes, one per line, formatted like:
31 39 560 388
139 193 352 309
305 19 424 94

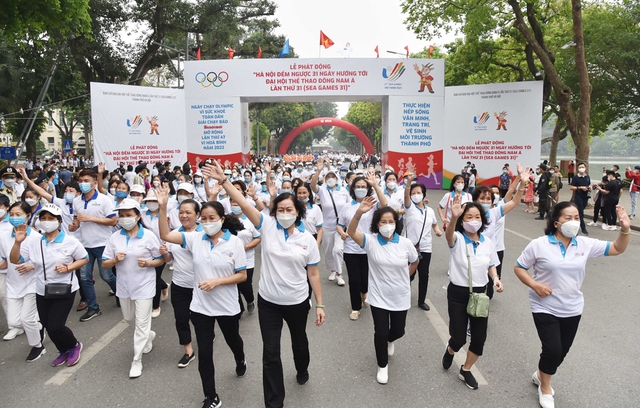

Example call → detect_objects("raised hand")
267 180 278 197
365 169 377 186
98 162 105 175
451 194 464 219
13 224 28 243
616 205 631 231
519 166 531 184
316 159 324 173
406 163 416 181
202 160 226 183
155 185 170 207
357 195 377 215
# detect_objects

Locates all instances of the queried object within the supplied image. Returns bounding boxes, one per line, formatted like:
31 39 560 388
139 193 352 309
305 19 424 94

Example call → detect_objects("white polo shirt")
103 227 162 300
301 203 323 236
384 187 405 213
141 209 161 241
313 184 350 230
182 229 247 316
483 205 506 252
168 224 202 289
338 199 376 255
404 203 438 252
73 190 116 248
361 233 419 311
438 191 472 221
516 235 610 317
237 215 261 269
256 214 321 306
448 231 499 288
50 196 76 236
17 230 88 296
0 227 41 298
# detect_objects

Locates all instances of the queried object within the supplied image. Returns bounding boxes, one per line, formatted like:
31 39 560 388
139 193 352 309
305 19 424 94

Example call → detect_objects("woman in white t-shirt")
438 174 472 230
295 183 323 248
347 196 419 385
442 196 503 390
514 202 630 408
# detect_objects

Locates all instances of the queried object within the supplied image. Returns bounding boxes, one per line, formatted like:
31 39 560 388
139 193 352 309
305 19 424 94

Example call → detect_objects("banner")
91 83 187 169
443 82 543 188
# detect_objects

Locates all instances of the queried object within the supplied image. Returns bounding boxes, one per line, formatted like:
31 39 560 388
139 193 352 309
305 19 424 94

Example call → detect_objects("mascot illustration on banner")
413 63 435 93
494 111 507 131
147 116 160 135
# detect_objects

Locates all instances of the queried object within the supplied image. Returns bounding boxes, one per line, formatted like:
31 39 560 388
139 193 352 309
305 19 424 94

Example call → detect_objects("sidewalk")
557 185 639 231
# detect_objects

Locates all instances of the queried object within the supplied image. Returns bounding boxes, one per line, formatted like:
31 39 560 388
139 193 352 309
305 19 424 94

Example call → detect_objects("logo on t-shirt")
295 243 308 251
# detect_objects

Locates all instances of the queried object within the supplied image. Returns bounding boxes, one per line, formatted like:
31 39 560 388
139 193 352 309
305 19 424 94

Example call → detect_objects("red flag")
257 46 262 59
404 45 409 58
428 45 434 58
375 45 379 58
228 47 234 59
320 31 335 49
196 47 201 61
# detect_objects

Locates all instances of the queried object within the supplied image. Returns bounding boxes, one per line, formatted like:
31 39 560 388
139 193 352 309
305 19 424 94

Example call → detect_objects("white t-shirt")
483 205 506 252
182 230 247 316
313 185 350 230
72 190 116 248
404 203 438 252
438 192 472 221
168 224 202 289
338 199 377 255
103 227 161 300
50 196 76 236
141 210 161 241
516 235 609 317
362 233 419 311
237 215 261 269
0 227 41 298
301 203 323 236
257 214 321 305
448 231 499 288
384 188 405 213
469 174 476 189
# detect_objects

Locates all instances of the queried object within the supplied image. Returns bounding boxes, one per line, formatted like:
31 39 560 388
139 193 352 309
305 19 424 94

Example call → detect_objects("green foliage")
257 102 316 152
1 0 92 41
343 102 382 150
251 122 270 152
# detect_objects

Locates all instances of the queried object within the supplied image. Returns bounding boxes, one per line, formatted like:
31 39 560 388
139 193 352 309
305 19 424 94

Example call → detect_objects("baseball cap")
177 183 194 194
37 203 62 217
115 198 141 212
130 184 145 195
143 190 158 202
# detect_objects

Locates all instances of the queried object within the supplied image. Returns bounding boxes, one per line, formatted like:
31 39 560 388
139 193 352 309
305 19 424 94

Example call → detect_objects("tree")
251 122 270 153
258 102 316 152
1 0 91 40
343 102 382 151
310 102 338 143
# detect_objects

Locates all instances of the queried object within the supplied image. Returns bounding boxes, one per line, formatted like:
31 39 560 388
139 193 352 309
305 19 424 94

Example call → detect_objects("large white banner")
443 82 543 188
91 83 187 169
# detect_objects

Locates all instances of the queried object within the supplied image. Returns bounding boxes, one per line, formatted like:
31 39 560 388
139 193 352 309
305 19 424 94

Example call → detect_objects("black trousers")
593 198 604 222
238 267 255 311
447 283 488 356
486 250 504 299
36 291 78 353
538 193 550 218
370 306 407 368
258 295 310 408
603 197 619 226
170 283 193 345
191 311 244 400
152 263 168 309
343 253 369 311
574 194 587 231
410 252 431 305
533 313 581 375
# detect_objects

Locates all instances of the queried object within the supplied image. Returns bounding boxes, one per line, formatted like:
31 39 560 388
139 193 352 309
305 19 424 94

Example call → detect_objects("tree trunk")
548 116 565 166
571 0 592 170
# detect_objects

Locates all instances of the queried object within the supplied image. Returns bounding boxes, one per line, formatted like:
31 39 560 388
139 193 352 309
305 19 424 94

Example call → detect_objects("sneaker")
328 271 336 281
247 302 255 314
602 224 609 230
143 331 156 354
76 301 88 311
349 310 360 320
336 274 345 286
109 289 115 296
458 366 479 390
161 284 170 302
52 351 69 367
67 342 83 366
586 221 597 227
3 328 24 341
442 346 454 370
296 370 310 385
26 346 46 362
129 360 143 378
387 341 395 356
538 383 555 408
202 396 222 408
178 352 196 368
581 229 589 236
79 308 101 322
630 214 635 220
376 365 388 384
532 370 555 395
236 358 247 377
151 308 161 318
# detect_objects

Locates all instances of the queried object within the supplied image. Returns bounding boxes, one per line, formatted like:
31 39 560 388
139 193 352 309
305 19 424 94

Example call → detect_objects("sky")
270 0 459 116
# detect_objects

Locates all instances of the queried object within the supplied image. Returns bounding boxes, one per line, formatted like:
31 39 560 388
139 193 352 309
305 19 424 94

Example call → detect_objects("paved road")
1 201 638 408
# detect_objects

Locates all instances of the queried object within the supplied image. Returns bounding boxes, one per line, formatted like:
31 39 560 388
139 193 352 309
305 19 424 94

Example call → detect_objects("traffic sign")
63 139 73 153
0 147 16 159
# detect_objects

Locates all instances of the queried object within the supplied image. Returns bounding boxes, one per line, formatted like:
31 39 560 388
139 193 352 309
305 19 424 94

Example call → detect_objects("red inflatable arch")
278 117 374 155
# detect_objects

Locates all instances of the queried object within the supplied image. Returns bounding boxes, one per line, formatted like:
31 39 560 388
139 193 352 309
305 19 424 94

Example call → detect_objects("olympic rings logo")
195 71 229 88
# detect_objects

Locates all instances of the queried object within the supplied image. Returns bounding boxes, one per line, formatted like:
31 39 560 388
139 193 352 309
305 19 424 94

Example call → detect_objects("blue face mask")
280 190 293 195
115 191 128 199
300 197 309 204
79 182 92 193
261 185 267 192
9 216 26 227
64 193 75 203
480 203 491 213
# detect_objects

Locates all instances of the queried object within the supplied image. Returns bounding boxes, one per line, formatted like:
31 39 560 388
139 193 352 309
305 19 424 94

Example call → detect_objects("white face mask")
463 220 483 234
493 194 500 205
177 195 190 203
118 217 138 231
411 194 424 204
354 188 368 199
146 202 159 212
194 177 202 184
379 224 396 238
110 188 117 196
202 220 222 236
0 209 5 218
277 213 297 228
558 220 580 237
454 183 464 192
25 198 38 207
153 181 160 188
325 178 337 188
578 167 586 174
386 181 397 190
3 179 15 188
40 220 60 233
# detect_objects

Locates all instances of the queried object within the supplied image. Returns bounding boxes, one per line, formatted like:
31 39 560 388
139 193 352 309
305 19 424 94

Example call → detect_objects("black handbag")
41 239 72 299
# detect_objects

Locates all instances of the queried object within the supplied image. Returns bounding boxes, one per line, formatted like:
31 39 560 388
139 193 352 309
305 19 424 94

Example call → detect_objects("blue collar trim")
547 234 577 246
178 222 202 232
276 220 305 233
201 228 231 241
120 226 144 239
326 184 341 191
42 230 65 244
377 232 400 245
12 226 32 237
82 190 99 205
462 231 485 244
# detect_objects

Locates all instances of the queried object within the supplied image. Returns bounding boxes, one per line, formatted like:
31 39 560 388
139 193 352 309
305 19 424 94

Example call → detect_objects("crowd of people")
0 153 634 408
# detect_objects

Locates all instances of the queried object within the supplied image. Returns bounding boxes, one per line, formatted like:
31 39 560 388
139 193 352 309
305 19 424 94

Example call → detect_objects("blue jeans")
79 246 116 310
630 191 638 216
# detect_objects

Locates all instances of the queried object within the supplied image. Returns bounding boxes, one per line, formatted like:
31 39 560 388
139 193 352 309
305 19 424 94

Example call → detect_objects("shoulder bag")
41 239 72 299
413 206 427 260
465 242 490 318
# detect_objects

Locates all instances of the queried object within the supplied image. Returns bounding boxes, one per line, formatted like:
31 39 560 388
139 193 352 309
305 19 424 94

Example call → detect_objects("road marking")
46 320 129 386
505 228 535 242
423 300 488 386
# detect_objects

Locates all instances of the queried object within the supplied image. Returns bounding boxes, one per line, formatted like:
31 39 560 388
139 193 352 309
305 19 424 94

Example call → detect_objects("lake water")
556 156 639 172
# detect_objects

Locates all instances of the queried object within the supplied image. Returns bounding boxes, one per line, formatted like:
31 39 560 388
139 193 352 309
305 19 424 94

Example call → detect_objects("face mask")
277 213 297 229
255 174 262 180
299 197 309 204
3 179 15 188
411 194 423 204
116 191 128 199
40 220 60 233
354 188 368 199
118 217 138 231
132 196 143 203
379 224 396 238
270 173 275 179
549 170 555 174
109 188 117 195
9 216 25 227
0 209 5 218
261 185 267 192
280 190 293 195
202 220 223 236
340 172 347 178
578 167 586 173
230 205 242 215
153 180 161 188
386 181 397 190
194 177 202 184
480 203 491 213
244 177 252 184
282 176 291 182
493 194 500 205
463 220 483 234
559 220 580 237
25 198 38 207
325 178 337 188
177 195 190 203
454 184 464 192
79 182 92 194
146 202 159 212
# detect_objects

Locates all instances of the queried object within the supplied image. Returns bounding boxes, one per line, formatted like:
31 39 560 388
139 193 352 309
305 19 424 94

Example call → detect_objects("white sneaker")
336 274 345 286
532 370 554 395
387 342 395 356
602 224 609 230
586 221 597 227
143 331 156 354
328 271 336 281
376 365 388 384
538 384 555 408
151 308 161 318
161 284 170 302
129 360 143 378
3 328 24 341
609 225 618 231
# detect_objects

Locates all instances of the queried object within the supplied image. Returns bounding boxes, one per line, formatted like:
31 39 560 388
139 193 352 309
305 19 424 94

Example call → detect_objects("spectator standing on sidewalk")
625 166 640 220
568 163 591 235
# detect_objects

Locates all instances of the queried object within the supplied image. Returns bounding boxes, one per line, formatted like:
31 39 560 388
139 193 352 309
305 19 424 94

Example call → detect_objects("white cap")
143 190 158 202
115 198 141 212
37 203 62 217
194 171 203 177
130 184 145 195
177 183 194 194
